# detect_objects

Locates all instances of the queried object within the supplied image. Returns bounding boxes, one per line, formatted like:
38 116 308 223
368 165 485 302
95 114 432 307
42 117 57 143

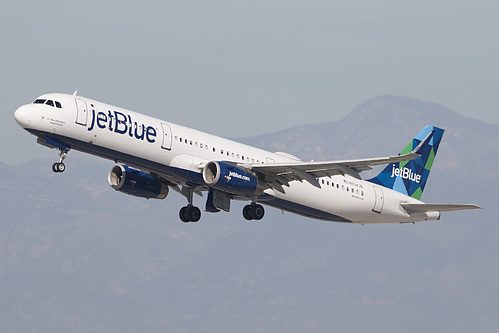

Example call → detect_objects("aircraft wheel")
179 206 190 223
243 205 252 220
190 206 201 222
52 162 65 173
243 204 265 220
252 204 265 220
179 206 201 222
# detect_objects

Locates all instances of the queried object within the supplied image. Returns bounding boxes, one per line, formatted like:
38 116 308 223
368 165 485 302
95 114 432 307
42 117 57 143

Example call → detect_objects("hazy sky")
2 0 498 164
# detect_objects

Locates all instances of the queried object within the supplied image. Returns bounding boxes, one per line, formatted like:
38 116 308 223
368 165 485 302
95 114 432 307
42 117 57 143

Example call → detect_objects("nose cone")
14 105 31 128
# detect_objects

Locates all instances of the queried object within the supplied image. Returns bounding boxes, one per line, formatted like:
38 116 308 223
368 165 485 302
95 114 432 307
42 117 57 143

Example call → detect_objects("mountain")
0 96 497 333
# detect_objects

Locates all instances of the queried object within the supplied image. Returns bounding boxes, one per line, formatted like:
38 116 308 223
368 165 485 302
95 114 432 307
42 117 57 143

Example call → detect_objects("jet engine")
202 161 264 196
108 164 169 199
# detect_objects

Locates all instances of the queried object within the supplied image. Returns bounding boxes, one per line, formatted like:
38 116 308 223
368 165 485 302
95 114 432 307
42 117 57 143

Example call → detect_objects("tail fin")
367 125 444 200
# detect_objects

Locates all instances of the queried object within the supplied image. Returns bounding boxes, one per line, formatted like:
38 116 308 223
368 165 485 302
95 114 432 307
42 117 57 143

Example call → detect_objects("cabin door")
75 99 88 126
372 186 384 213
161 123 172 150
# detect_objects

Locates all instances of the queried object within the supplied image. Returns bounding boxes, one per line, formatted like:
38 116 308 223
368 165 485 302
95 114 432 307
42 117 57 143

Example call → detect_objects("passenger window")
55 101 62 108
45 100 54 106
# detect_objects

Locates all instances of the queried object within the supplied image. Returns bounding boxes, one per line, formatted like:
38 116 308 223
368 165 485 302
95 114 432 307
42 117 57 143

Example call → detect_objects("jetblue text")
391 165 422 183
88 110 156 143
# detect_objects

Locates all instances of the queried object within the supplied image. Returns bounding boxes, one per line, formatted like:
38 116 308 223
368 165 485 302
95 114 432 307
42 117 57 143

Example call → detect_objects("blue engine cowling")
202 161 264 196
108 165 169 199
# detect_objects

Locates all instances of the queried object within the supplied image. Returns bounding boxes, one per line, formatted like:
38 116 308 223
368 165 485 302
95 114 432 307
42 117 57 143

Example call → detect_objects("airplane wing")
243 130 437 193
401 203 482 213
244 151 421 193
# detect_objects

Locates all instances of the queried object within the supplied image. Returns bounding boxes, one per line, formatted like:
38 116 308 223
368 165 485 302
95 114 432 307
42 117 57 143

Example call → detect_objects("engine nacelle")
202 161 264 196
108 164 169 199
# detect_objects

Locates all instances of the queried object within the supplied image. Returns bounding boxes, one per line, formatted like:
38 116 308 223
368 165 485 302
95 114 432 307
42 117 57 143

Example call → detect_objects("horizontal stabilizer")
401 203 481 214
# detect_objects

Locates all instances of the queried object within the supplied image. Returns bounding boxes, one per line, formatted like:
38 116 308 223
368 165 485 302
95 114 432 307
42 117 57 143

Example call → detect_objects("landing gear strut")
179 186 201 222
243 203 265 220
52 148 68 173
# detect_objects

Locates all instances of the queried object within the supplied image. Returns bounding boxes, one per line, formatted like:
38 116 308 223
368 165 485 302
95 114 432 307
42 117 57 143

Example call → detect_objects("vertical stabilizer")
367 125 444 200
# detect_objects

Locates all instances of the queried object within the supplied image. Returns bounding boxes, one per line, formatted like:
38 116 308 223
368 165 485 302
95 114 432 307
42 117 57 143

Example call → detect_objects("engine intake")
202 161 264 196
108 164 168 199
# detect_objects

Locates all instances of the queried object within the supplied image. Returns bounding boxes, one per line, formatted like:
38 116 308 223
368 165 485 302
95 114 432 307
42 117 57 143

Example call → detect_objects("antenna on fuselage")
73 90 78 96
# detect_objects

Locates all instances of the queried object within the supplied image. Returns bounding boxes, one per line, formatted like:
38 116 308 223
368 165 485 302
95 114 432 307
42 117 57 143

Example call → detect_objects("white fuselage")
14 93 436 223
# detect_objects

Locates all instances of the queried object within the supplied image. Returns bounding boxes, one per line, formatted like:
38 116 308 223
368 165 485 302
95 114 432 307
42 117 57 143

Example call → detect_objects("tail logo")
391 165 422 183
367 125 445 200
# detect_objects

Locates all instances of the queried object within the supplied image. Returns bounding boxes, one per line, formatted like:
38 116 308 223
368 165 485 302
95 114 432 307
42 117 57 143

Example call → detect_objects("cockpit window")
32 98 62 108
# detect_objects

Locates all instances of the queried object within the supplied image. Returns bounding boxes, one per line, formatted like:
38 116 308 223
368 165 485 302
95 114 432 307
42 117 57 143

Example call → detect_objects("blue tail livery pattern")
367 125 444 200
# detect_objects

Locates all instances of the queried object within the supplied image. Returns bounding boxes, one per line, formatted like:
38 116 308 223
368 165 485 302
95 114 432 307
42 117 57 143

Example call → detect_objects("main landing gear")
52 148 69 173
179 205 201 223
179 187 201 223
243 203 265 220
177 187 265 222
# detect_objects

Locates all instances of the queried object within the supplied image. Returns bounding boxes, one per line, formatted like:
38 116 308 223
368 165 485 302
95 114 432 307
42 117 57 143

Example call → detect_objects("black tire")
190 206 201 222
180 206 201 222
52 163 59 173
252 204 265 220
243 205 253 220
179 206 190 223
57 162 65 172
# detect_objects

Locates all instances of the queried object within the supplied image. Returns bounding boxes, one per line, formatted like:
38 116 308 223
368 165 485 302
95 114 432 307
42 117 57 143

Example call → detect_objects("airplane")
14 92 480 223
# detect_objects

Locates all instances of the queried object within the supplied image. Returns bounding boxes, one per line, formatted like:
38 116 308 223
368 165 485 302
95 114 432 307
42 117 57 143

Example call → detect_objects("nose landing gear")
52 148 69 173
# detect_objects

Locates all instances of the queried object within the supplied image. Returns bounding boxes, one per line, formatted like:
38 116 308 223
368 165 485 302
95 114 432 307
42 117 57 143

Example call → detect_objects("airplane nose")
14 105 31 128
